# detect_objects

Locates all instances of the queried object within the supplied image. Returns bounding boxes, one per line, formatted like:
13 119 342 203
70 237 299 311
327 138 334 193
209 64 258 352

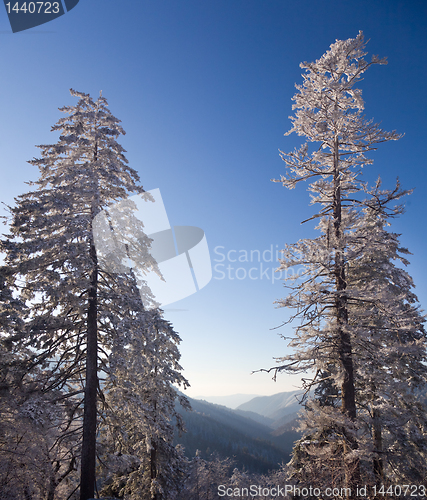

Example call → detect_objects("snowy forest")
1 32 427 500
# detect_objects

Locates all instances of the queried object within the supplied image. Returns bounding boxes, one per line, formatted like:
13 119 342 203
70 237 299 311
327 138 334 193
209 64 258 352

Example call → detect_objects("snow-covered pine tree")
271 32 427 491
0 266 82 498
1 89 189 500
0 362 82 500
97 281 190 500
348 186 427 485
184 453 235 500
286 187 427 489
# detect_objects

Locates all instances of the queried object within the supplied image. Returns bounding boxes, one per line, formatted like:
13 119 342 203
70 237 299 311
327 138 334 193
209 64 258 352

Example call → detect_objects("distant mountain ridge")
174 391 303 473
194 393 260 409
237 390 302 417
236 390 303 429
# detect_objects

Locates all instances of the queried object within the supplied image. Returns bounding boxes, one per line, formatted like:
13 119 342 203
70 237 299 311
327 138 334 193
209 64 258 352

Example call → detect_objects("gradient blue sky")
1 0 426 397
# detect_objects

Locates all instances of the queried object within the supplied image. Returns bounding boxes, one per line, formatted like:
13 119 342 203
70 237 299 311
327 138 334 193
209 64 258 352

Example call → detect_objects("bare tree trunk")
151 371 158 500
46 461 60 500
80 140 99 500
47 457 76 500
151 441 158 500
79 239 98 500
332 136 360 492
373 407 383 487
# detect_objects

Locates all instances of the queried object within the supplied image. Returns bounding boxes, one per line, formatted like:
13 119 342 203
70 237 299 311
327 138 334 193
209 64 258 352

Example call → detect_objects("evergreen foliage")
271 32 427 491
0 90 189 500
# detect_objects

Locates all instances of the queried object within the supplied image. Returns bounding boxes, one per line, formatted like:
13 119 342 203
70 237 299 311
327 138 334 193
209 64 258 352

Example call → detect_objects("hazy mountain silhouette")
236 390 303 429
194 393 260 409
174 392 302 473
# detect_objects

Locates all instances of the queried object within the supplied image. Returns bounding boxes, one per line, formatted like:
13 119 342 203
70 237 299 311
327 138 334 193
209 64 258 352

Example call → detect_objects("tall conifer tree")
272 33 427 490
1 89 189 500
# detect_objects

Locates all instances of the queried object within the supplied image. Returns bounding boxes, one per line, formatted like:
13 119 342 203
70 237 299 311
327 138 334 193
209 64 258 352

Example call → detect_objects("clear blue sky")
1 0 426 397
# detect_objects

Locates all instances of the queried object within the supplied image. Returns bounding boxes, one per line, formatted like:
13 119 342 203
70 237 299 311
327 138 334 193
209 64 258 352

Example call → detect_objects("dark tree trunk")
80 138 100 500
79 238 98 500
151 441 158 500
332 136 360 491
150 378 158 500
373 407 383 486
47 457 76 500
